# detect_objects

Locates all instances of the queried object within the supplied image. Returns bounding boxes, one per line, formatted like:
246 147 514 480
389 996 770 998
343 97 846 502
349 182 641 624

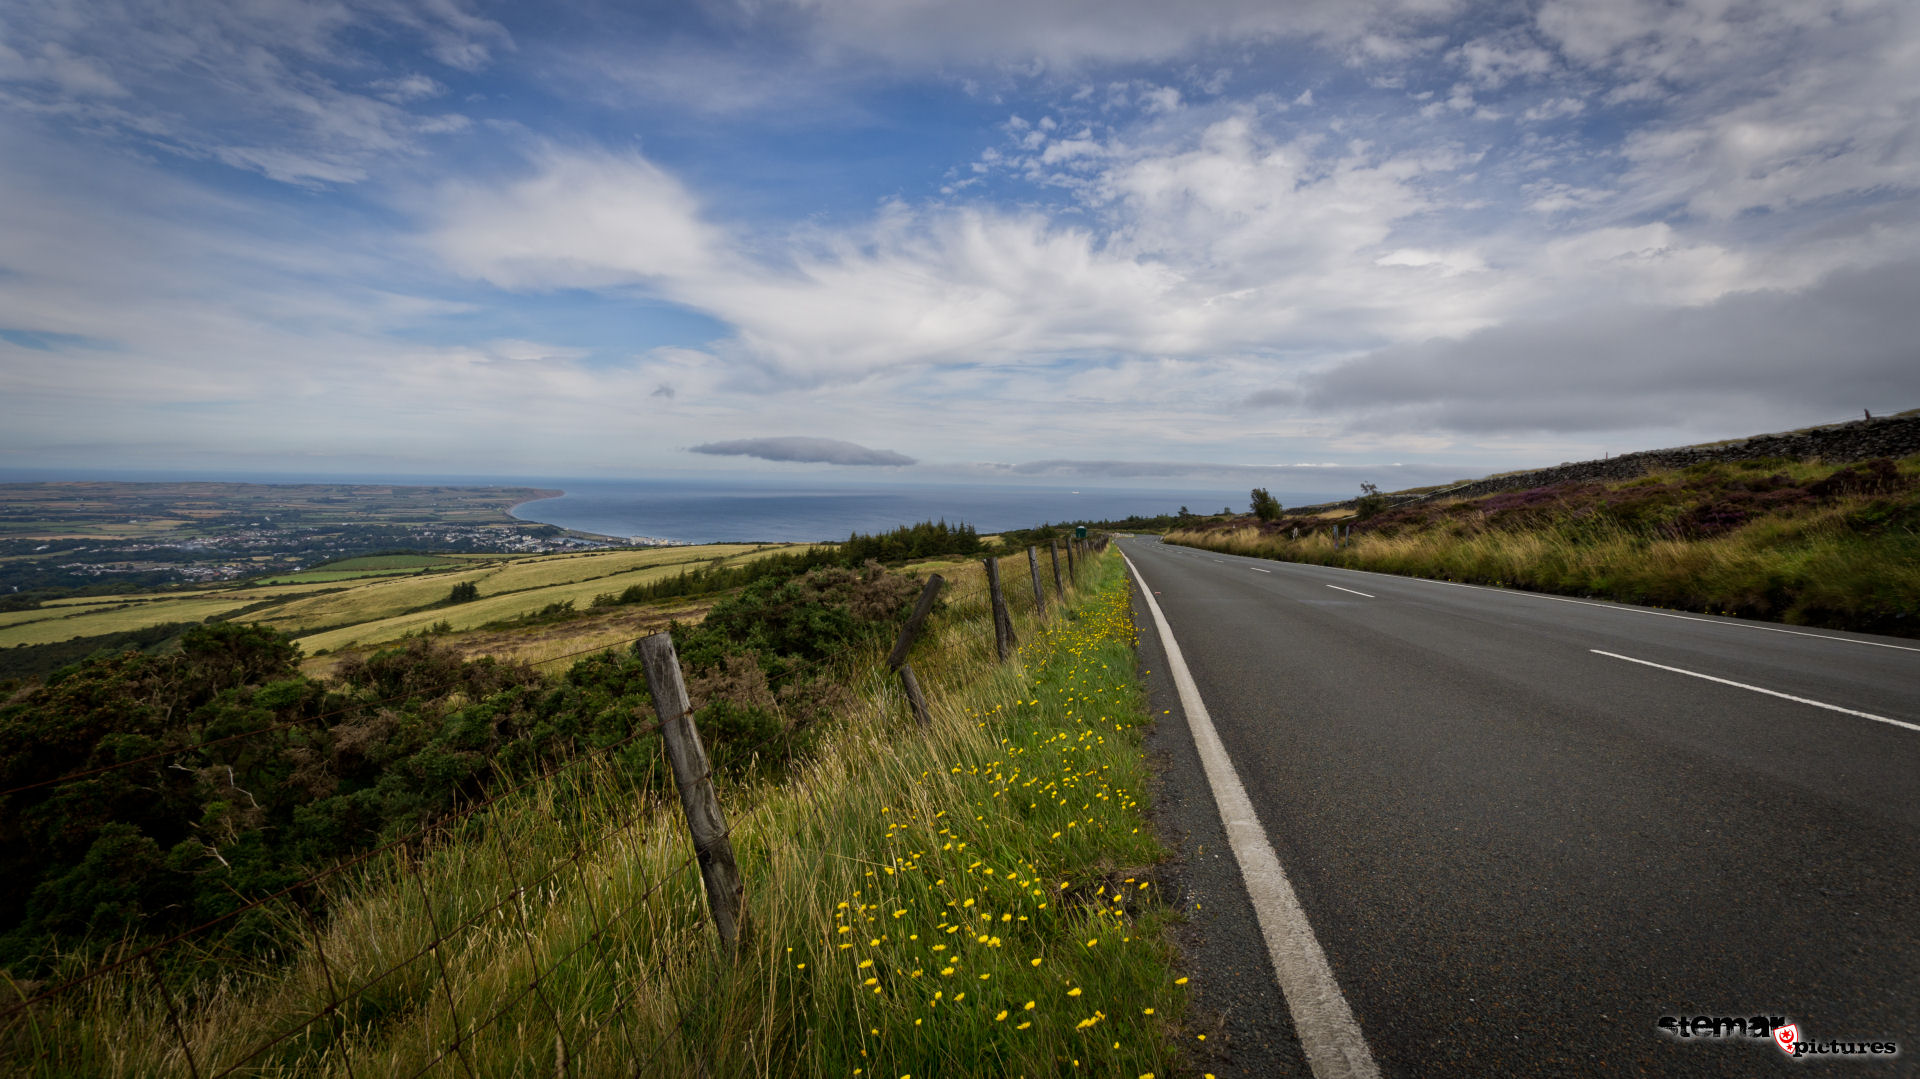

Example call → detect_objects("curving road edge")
1124 550 1380 1079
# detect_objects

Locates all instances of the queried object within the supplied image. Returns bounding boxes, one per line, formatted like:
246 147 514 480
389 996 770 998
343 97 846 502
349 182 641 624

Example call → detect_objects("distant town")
0 481 618 597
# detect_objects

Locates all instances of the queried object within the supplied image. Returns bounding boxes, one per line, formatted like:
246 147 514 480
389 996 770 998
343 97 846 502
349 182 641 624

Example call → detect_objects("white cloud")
0 0 505 186
1537 0 1920 219
1140 85 1182 114
1374 248 1487 275
1304 260 1920 436
1451 35 1554 88
1520 96 1585 122
778 0 1464 69
372 73 448 103
429 118 1515 383
434 147 727 289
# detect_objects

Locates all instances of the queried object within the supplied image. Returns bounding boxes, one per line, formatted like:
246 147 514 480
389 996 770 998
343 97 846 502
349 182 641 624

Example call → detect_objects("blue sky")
2 0 1917 492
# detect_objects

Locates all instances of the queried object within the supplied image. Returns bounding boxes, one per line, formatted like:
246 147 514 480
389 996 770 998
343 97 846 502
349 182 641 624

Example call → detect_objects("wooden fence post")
1049 542 1064 598
888 574 943 727
638 632 747 960
1027 546 1047 619
1065 540 1077 583
983 556 1016 661
897 665 931 729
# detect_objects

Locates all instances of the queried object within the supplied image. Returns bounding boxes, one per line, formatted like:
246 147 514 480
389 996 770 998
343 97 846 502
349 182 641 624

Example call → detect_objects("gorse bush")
0 625 650 974
0 561 933 976
591 519 980 610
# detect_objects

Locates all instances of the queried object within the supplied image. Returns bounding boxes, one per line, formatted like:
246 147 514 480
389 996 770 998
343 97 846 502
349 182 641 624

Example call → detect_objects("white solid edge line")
1326 585 1374 599
1591 650 1920 734
1124 552 1381 1079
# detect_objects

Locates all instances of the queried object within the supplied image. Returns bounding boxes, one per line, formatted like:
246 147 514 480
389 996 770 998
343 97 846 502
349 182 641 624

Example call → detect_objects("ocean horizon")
0 470 1345 544
506 479 1346 544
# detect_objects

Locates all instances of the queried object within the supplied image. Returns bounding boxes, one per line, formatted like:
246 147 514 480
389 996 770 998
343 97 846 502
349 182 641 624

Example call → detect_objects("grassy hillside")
4 546 1197 1077
1169 455 1920 635
278 546 800 652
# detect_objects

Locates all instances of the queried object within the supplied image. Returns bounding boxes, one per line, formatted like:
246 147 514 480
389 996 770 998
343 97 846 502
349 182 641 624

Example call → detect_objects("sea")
508 479 1346 544
0 469 1343 545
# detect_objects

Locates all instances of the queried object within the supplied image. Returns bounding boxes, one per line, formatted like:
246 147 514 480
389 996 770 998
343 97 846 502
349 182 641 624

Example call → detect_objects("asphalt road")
1122 535 1920 1077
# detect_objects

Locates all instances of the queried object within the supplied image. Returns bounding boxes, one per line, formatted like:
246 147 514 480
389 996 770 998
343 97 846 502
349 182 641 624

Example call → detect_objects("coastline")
506 489 565 516
507 489 643 546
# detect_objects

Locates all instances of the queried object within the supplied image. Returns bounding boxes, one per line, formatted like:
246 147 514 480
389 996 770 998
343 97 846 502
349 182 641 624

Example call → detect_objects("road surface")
1122 535 1919 1077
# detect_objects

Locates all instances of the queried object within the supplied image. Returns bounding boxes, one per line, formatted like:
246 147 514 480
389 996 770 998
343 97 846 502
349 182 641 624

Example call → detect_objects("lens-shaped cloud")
689 436 916 466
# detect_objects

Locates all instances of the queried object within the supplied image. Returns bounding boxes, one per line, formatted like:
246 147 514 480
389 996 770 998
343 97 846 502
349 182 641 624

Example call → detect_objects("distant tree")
448 581 480 603
1178 506 1191 518
1250 488 1282 521
1354 482 1390 520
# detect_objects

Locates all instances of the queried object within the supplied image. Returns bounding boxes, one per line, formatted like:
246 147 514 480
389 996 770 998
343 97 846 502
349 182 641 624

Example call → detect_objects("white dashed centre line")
1326 585 1373 599
1591 650 1919 734
1251 567 1271 573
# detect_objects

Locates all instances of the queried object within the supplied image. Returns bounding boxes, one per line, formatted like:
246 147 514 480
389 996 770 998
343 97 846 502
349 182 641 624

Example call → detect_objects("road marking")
1251 567 1272 573
1591 650 1920 734
1163 544 1920 654
1393 575 1920 654
1326 585 1373 599
1124 552 1380 1079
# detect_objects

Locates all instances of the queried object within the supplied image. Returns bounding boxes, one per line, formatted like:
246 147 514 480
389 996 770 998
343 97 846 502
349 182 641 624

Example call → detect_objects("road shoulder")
1134 565 1314 1078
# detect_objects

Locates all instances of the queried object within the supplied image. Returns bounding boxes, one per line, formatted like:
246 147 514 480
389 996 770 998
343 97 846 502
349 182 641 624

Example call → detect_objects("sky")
2 0 1917 493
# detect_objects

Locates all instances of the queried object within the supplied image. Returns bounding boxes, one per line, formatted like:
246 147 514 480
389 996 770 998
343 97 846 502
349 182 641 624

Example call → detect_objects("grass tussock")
7 549 1190 1077
1169 456 1920 635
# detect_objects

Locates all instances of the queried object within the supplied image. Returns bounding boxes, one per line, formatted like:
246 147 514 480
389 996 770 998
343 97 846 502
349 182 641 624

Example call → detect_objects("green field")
0 544 816 653
247 553 472 584
288 546 800 652
314 554 466 571
251 568 444 584
37 580 351 607
0 597 275 648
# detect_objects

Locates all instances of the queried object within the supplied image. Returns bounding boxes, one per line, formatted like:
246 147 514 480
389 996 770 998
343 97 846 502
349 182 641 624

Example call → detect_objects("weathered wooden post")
887 574 943 727
897 665 931 729
1027 546 1047 619
983 556 1015 661
1049 542 1064 598
638 632 747 959
1066 539 1078 583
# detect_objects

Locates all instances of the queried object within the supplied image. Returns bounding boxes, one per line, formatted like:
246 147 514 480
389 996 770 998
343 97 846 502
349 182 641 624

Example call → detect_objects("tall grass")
7 549 1191 1076
1168 457 1920 635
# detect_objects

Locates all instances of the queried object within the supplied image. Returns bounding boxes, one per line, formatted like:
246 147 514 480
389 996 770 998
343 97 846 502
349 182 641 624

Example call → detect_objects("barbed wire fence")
0 535 1111 1077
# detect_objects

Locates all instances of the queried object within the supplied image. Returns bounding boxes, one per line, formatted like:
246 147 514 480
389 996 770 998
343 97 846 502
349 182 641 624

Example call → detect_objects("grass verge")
1168 456 1920 636
9 547 1192 1077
